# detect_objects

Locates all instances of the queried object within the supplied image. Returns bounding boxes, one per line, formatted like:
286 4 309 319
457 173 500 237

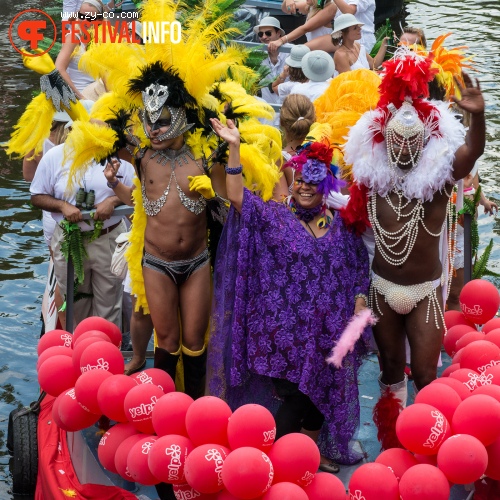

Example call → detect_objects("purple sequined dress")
208 189 370 464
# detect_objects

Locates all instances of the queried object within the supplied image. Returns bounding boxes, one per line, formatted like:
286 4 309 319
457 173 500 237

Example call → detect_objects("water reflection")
0 0 498 496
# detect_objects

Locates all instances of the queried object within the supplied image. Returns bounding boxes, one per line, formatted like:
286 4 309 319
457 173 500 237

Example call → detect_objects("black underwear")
142 248 210 286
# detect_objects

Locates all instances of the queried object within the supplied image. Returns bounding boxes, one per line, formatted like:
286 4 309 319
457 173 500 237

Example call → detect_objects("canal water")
0 0 499 497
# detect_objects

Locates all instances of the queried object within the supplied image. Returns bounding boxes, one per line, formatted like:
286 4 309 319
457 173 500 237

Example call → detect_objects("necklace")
342 43 359 63
305 221 317 239
291 200 322 222
142 146 207 217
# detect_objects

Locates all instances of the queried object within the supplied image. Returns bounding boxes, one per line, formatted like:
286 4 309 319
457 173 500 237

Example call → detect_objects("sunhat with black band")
331 13 364 39
253 16 286 36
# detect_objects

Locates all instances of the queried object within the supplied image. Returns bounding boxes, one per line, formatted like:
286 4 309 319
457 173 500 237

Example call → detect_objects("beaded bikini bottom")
369 272 445 328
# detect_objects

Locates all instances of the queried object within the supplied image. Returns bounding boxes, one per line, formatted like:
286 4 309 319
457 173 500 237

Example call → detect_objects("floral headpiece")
283 141 344 196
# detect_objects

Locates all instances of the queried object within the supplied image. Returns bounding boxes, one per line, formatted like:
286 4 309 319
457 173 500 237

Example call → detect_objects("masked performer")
343 47 486 449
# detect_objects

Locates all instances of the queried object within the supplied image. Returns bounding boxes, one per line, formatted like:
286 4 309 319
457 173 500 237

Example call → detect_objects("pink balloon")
455 331 486 352
75 369 113 414
227 404 276 452
452 394 500 446
261 482 308 500
485 328 500 349
185 396 232 447
37 329 73 355
441 363 461 377
36 346 73 371
51 393 65 428
73 316 122 346
444 310 476 330
485 435 500 480
131 367 175 394
414 382 462 423
221 447 273 499
449 368 481 392
114 434 147 480
72 337 106 375
413 453 437 466
152 391 193 437
374 448 419 481
443 324 476 357
473 384 500 403
79 341 124 375
399 464 450 500
173 483 218 499
267 433 320 486
396 404 451 455
73 330 111 347
459 279 500 324
97 374 137 422
348 463 399 500
452 347 465 365
483 364 500 385
460 340 500 374
97 422 139 473
483 318 500 334
431 377 471 400
301 472 346 499
184 444 230 494
38 355 79 397
437 434 488 484
148 434 194 485
127 436 159 485
124 384 165 434
57 387 100 431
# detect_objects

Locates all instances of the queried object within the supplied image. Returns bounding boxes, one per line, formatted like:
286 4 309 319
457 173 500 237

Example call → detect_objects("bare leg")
406 287 444 390
447 268 463 311
124 295 154 374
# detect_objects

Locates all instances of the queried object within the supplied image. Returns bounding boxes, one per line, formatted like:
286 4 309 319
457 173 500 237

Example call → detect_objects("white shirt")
285 79 332 102
30 144 135 231
260 51 289 105
335 0 376 52
306 25 333 42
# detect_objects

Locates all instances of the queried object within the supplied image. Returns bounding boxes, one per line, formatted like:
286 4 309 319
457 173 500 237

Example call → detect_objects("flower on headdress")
302 159 327 184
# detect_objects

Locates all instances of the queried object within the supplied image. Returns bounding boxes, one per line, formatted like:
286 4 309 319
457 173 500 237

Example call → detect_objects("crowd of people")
9 0 497 496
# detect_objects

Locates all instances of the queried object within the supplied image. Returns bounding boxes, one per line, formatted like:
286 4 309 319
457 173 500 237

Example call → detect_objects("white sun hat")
285 45 311 68
301 50 335 82
253 16 286 36
331 13 364 39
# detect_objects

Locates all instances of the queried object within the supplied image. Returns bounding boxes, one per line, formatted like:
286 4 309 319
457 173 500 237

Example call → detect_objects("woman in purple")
208 118 370 466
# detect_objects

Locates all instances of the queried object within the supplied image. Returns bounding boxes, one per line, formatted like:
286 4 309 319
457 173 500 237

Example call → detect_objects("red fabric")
340 183 370 235
372 388 405 451
35 395 138 500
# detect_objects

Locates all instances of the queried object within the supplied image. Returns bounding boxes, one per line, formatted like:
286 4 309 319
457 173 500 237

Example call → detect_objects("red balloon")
51 393 65 428
97 374 137 422
114 434 147 480
261 482 308 500
399 464 450 500
473 384 500 403
374 448 419 481
348 463 399 500
441 363 461 377
455 331 486 352
215 492 242 500
148 434 194 485
184 444 230 494
452 394 500 446
127 435 159 485
173 484 218 499
221 447 273 499
36 346 73 371
444 310 476 330
72 337 106 375
460 279 500 324
443 324 476 357
449 368 481 392
267 433 320 486
483 364 500 385
413 453 437 466
185 396 232 447
437 434 488 484
485 328 500 349
395 404 451 455
152 391 193 437
73 316 122 346
301 472 346 500
486 435 500 480
75 369 113 414
57 387 100 431
414 382 462 423
431 377 471 400
37 329 73 355
79 341 124 376
38 355 79 397
452 347 465 365
124 384 165 434
97 422 139 473
460 340 500 374
227 404 276 452
73 330 111 347
483 318 500 334
131 367 175 394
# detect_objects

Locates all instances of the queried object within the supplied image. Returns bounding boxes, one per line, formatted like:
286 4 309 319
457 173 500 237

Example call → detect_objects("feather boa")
327 308 377 368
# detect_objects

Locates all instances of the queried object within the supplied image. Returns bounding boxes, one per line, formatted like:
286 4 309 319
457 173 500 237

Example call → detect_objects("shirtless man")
104 63 225 399
343 51 485 448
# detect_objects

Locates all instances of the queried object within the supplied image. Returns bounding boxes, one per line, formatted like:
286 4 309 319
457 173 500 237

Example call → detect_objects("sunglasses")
258 30 274 38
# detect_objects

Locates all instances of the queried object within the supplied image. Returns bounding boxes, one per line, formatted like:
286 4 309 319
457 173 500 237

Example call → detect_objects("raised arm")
55 35 85 100
103 157 135 206
451 74 486 181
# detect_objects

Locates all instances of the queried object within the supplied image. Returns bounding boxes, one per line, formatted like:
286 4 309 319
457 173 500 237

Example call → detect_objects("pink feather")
327 308 377 368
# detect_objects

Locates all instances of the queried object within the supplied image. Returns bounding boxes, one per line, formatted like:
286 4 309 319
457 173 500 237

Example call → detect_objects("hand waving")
209 118 240 146
452 72 485 116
